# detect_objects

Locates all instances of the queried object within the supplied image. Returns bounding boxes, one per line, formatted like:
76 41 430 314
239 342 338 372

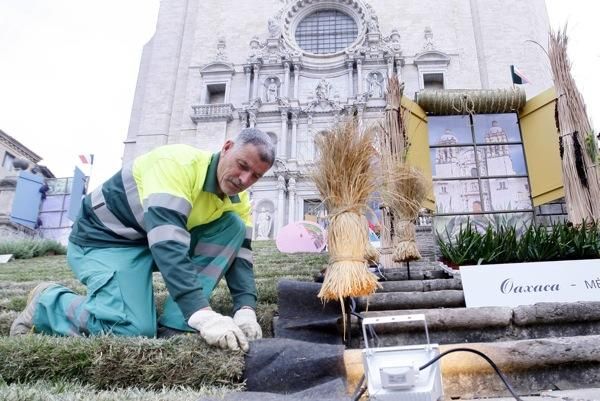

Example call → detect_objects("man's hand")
233 307 262 340
188 309 249 352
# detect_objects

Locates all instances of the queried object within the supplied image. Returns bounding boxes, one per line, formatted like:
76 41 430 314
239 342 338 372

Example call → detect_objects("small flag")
511 65 530 85
79 154 94 165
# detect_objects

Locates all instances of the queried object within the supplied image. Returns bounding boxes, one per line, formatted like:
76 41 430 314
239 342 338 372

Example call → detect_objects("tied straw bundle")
549 28 600 223
379 76 429 263
388 165 428 262
312 119 381 303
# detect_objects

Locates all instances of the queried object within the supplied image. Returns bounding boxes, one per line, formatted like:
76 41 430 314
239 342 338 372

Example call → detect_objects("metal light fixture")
362 314 443 401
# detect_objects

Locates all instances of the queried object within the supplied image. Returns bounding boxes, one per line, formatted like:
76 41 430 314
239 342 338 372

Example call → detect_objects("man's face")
216 140 271 196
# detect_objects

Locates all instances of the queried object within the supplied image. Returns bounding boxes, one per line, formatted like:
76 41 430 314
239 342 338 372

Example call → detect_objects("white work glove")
188 309 249 352
233 307 263 340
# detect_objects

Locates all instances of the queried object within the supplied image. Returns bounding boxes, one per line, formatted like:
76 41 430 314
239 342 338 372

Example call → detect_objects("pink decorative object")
276 221 327 253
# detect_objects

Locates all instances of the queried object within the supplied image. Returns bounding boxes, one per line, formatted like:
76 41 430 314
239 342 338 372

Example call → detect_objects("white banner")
460 259 600 307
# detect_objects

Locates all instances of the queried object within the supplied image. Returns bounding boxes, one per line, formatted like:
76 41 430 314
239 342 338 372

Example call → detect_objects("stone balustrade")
190 103 234 123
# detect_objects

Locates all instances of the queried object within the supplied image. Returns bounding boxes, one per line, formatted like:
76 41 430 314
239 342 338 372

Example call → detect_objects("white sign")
460 259 600 308
0 254 13 264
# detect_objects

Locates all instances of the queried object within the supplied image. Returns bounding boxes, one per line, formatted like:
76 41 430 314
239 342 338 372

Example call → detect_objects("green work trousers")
33 212 246 337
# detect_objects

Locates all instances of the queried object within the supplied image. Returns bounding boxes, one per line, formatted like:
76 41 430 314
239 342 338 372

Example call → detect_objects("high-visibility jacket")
70 144 254 319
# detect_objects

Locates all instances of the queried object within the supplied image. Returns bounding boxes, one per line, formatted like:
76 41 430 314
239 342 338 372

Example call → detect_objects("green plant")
438 221 481 266
0 239 66 259
437 219 600 266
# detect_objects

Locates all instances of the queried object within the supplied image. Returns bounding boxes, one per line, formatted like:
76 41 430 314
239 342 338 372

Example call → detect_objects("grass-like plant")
0 240 325 396
438 220 600 266
0 239 66 259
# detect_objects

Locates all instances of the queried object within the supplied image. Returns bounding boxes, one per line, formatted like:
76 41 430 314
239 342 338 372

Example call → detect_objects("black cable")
350 346 524 401
350 374 367 401
418 348 524 401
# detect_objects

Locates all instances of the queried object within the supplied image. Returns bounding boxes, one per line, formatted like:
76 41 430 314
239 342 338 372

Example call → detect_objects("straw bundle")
389 165 428 262
379 76 429 263
312 119 380 302
549 28 600 223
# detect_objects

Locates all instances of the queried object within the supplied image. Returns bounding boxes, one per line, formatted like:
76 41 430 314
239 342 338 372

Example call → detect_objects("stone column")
307 114 314 161
277 175 286 231
288 176 296 223
244 66 252 102
387 59 394 79
283 62 291 98
356 104 365 124
293 64 301 99
290 110 299 160
395 59 402 82
357 59 364 94
252 64 260 99
249 111 257 128
346 61 354 99
279 110 288 159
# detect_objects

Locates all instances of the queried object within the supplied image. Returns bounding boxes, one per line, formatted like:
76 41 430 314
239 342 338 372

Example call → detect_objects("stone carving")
247 34 291 64
315 79 331 101
367 13 380 33
424 26 435 50
367 72 384 98
268 17 282 39
256 207 273 239
304 79 343 113
276 96 290 107
277 174 286 191
248 36 263 61
265 78 280 103
215 36 227 61
383 29 402 54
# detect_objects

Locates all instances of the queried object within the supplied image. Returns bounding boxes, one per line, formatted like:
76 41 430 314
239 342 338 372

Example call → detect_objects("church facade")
124 0 555 240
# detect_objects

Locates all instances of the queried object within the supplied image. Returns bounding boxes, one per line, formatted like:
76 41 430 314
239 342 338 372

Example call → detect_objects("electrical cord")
350 373 367 401
418 348 524 401
350 347 525 401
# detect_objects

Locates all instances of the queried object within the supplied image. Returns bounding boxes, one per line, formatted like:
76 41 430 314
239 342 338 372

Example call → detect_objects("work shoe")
10 282 57 336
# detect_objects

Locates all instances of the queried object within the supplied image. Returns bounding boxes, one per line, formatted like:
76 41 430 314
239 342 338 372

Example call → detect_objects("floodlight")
361 314 443 401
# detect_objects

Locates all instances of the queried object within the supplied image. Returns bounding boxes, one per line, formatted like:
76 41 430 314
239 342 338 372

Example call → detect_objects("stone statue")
248 36 262 61
367 14 380 34
367 72 383 98
268 18 282 39
315 79 330 101
256 207 272 239
266 78 278 103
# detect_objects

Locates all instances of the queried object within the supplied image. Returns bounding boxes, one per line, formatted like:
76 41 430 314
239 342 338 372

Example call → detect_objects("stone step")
376 264 453 281
344 334 600 399
437 335 600 398
377 278 462 293
356 289 465 311
351 301 600 346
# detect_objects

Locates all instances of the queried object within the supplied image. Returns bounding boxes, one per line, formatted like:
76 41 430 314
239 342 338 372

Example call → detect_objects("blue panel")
67 167 87 222
10 171 45 229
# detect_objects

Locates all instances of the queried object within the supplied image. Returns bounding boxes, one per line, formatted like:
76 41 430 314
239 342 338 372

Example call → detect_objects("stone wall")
122 0 554 240
535 197 568 226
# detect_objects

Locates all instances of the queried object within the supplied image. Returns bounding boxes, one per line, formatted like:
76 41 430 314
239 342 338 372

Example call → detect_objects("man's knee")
109 320 157 338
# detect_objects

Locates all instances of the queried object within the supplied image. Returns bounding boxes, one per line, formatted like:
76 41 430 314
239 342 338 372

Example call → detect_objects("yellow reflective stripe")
144 193 192 216
147 225 191 248
90 187 144 240
237 248 253 264
121 163 145 229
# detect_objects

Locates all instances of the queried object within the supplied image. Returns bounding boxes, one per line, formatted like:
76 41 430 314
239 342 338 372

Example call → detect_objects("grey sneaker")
10 282 57 336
